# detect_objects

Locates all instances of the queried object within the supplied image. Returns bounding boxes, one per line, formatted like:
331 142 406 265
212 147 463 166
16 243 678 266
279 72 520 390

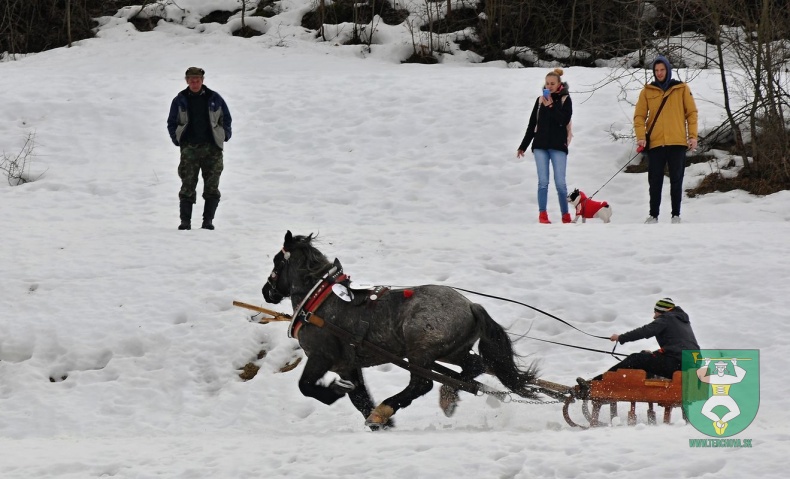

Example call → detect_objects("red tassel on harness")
403 289 414 298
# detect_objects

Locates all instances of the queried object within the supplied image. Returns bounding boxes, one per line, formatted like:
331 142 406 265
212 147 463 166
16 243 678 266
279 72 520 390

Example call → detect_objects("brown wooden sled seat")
588 369 683 426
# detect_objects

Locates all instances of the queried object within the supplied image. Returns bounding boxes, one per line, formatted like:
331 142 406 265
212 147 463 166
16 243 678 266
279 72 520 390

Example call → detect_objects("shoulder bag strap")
646 94 671 143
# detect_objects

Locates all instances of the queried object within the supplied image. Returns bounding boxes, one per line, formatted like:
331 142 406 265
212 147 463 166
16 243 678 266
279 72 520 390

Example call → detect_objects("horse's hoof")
366 418 395 431
439 385 460 417
365 404 394 427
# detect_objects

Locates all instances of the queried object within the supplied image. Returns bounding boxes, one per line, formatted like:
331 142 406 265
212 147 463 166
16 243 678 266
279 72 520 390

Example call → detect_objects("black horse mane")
288 234 334 282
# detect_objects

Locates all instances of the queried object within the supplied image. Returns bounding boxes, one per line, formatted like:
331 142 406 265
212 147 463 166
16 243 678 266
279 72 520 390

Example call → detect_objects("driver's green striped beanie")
654 298 676 313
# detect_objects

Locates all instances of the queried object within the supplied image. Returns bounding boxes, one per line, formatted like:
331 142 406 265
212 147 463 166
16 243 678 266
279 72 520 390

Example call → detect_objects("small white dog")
567 189 612 223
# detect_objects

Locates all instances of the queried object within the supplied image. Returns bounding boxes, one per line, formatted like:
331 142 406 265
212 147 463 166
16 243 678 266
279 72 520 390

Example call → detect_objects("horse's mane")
289 234 333 282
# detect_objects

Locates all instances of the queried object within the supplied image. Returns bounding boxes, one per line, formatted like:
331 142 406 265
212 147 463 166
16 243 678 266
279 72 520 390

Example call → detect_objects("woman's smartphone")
543 88 551 99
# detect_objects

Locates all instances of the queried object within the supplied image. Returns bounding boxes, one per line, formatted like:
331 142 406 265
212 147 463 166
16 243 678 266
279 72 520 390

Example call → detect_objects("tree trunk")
66 0 72 47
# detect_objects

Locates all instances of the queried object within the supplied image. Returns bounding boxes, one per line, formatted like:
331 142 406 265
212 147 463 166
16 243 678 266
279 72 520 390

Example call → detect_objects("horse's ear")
284 230 293 245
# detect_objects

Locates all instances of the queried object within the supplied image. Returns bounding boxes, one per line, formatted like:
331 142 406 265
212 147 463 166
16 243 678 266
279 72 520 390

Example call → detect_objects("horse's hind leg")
298 356 345 405
440 352 487 417
366 370 433 427
460 352 487 381
439 385 459 417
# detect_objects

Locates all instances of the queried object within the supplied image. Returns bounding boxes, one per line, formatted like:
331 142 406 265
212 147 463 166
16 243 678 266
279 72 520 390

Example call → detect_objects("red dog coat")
575 191 609 218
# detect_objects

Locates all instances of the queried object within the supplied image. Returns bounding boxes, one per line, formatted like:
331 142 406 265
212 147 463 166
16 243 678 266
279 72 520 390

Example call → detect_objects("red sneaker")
562 213 572 223
539 211 551 224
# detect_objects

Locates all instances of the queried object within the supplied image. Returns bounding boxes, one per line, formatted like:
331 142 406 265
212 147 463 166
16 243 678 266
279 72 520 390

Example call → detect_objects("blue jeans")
533 149 568 214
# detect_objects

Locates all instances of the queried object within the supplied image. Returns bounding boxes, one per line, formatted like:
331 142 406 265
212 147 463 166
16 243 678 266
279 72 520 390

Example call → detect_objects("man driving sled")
576 298 700 398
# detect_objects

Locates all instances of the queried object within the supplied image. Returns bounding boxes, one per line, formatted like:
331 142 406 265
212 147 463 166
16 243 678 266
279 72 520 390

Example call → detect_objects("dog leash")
586 95 671 202
574 149 640 221
586 150 642 201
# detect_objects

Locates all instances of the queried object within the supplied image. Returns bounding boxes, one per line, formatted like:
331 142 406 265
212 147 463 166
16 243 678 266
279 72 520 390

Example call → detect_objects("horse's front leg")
366 370 433 427
345 368 374 417
345 368 394 431
298 355 347 405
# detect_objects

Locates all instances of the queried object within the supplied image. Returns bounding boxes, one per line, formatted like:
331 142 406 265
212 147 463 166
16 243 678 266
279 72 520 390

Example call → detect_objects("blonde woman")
517 68 573 224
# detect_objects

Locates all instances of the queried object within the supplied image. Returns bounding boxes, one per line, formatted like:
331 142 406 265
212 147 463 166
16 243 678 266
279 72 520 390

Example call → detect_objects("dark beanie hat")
655 297 676 312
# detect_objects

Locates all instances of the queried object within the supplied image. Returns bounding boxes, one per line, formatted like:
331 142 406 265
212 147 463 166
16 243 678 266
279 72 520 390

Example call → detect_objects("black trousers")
647 145 687 218
593 351 680 380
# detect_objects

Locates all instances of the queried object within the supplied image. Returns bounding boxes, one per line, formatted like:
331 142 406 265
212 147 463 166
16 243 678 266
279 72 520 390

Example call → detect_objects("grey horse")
262 231 538 429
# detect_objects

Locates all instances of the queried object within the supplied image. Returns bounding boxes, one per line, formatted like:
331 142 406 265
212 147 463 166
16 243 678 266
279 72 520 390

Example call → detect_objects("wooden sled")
563 369 685 428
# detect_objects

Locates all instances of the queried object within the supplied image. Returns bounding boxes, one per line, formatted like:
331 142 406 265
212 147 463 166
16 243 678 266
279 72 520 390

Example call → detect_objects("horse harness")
283 258 391 342
288 262 348 339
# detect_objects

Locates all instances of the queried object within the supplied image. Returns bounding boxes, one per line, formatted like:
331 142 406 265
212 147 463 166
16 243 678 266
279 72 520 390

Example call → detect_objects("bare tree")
702 0 747 165
1 133 43 186
66 0 72 47
1 0 118 55
239 0 260 31
704 0 790 186
319 0 326 41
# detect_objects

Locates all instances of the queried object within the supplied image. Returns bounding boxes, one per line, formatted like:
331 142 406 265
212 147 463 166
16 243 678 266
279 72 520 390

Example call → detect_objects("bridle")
264 245 345 339
264 248 291 301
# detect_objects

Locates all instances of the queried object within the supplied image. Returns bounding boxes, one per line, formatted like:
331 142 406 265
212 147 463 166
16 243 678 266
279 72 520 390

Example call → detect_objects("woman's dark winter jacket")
518 84 573 153
617 306 700 360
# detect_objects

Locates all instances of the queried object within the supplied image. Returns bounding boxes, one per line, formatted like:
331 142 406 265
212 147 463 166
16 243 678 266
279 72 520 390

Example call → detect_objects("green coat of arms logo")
682 349 760 437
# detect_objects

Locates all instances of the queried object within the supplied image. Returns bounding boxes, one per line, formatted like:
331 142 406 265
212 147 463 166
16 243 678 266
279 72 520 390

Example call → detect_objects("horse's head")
262 230 329 304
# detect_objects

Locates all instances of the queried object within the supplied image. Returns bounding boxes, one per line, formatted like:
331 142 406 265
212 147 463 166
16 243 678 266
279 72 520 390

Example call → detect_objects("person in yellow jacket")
634 55 698 224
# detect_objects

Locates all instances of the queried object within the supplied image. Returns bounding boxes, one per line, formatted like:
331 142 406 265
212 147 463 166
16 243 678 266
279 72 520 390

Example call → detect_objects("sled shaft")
232 301 291 321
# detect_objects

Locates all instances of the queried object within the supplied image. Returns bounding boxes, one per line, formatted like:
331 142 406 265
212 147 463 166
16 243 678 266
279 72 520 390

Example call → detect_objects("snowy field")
1 1 788 477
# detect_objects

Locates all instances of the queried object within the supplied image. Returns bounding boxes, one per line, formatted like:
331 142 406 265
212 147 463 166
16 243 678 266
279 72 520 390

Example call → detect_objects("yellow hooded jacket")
634 82 698 149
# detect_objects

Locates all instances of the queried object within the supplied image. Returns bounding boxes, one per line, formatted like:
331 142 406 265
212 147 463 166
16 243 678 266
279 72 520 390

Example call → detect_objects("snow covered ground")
1 1 788 477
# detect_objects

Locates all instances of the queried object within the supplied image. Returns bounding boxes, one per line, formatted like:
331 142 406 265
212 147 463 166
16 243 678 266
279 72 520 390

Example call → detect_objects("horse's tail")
471 303 539 397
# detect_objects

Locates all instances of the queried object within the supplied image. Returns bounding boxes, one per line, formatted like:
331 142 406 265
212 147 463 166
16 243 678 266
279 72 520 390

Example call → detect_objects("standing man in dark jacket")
167 67 232 230
577 298 700 395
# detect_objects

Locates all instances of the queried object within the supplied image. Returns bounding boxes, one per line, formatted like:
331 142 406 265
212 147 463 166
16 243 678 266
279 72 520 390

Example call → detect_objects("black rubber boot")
202 197 219 230
178 200 193 230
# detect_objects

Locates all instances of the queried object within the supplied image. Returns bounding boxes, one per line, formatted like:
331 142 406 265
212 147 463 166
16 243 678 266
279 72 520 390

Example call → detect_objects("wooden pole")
232 301 291 323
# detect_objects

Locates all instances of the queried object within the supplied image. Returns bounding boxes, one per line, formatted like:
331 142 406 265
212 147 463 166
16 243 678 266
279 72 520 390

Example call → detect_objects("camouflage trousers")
178 143 224 203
